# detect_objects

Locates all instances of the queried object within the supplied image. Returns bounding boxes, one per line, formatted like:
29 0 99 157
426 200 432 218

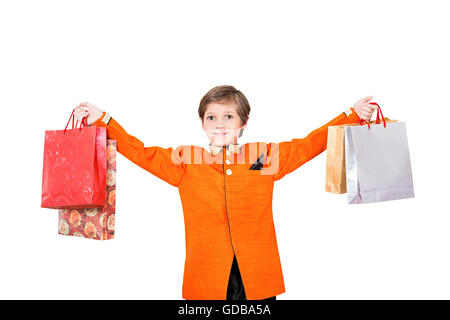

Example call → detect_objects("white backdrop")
1 0 448 299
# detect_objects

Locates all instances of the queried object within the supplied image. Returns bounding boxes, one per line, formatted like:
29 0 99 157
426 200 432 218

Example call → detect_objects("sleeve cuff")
344 107 357 116
92 111 111 127
344 107 361 122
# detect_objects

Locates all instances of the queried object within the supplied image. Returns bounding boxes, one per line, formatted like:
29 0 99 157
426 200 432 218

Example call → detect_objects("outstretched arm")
75 103 185 187
267 97 377 181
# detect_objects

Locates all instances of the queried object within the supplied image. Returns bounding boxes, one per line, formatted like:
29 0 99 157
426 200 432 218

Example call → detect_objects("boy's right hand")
74 102 104 126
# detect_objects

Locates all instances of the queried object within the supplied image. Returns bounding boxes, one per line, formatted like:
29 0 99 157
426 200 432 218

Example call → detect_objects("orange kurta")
92 108 361 300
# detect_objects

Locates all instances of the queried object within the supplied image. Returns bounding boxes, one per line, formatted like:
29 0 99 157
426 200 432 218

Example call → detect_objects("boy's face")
201 101 247 147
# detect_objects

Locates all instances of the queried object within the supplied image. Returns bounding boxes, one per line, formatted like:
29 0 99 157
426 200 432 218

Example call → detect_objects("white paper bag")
344 122 414 204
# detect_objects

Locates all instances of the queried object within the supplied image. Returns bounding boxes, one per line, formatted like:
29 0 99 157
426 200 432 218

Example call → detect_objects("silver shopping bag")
344 121 414 204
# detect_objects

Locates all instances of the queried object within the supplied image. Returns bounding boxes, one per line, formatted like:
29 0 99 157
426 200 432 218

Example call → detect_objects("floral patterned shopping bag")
58 139 116 240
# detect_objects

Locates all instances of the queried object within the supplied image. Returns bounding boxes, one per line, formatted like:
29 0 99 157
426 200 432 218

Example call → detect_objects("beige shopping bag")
325 118 397 194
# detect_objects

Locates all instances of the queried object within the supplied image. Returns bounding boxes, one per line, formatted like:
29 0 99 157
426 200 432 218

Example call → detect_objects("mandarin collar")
209 142 241 156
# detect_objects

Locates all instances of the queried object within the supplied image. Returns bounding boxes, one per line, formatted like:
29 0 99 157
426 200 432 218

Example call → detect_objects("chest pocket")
246 152 271 180
248 153 265 170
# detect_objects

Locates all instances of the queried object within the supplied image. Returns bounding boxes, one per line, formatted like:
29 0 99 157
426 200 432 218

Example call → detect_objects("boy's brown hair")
198 85 251 133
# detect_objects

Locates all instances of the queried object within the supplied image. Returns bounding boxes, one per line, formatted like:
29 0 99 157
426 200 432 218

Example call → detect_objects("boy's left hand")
352 96 378 121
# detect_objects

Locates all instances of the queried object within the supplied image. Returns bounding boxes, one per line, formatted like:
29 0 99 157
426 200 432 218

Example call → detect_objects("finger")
357 96 373 103
74 111 82 122
361 111 372 119
76 104 89 112
74 107 86 115
362 102 378 109
367 103 379 110
361 104 375 113
358 109 370 117
357 96 374 105
75 109 85 116
74 109 88 121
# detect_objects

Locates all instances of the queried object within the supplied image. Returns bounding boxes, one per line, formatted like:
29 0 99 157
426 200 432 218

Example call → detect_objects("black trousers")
226 254 276 300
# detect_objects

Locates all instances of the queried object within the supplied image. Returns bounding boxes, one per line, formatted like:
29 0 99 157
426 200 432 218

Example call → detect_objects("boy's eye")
206 115 233 120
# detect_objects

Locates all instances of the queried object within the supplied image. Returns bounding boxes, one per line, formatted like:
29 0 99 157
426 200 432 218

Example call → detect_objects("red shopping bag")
41 109 107 209
58 139 116 240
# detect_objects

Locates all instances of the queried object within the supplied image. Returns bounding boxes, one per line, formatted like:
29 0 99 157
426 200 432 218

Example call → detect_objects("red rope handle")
64 109 75 135
358 102 386 129
64 108 89 134
360 118 371 129
75 115 88 131
369 102 386 127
